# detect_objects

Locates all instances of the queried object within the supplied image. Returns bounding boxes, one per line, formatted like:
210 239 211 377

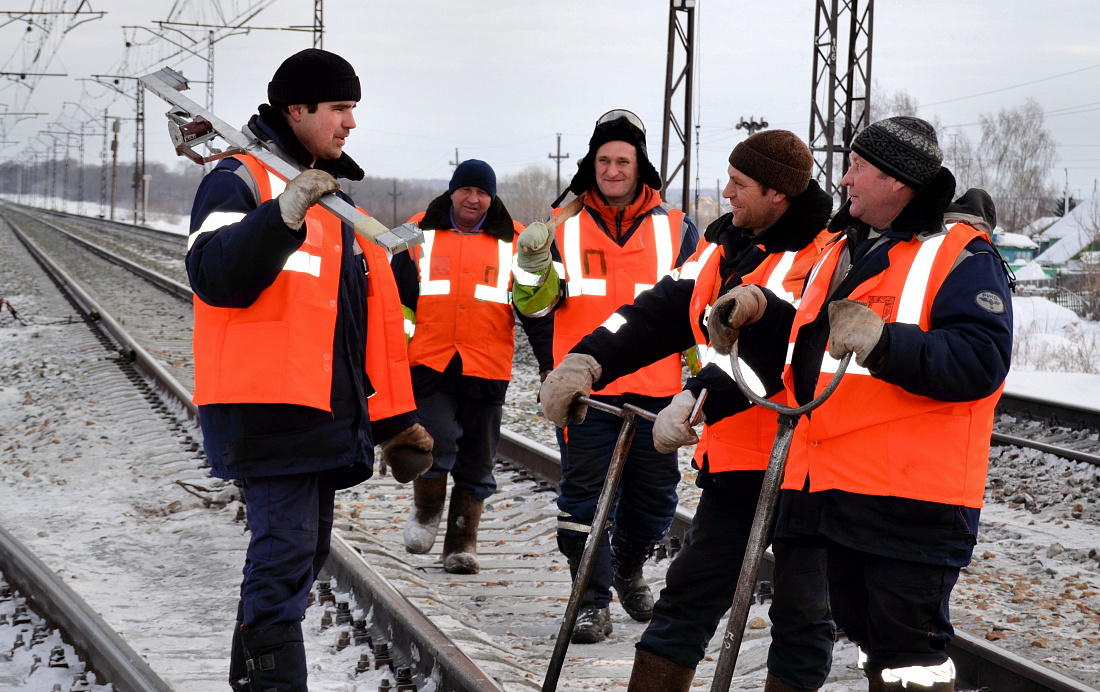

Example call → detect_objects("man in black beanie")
390 160 553 574
514 110 700 645
187 48 432 692
706 115 1012 691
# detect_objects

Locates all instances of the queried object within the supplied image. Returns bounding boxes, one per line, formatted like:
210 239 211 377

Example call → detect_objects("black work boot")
571 604 613 644
240 621 307 692
229 621 249 691
611 532 655 622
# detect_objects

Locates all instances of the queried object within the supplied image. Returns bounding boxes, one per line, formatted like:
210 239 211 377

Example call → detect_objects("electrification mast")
660 0 695 212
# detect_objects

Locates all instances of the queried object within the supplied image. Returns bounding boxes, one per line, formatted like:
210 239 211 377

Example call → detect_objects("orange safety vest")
191 154 415 421
684 234 829 472
782 222 1002 507
553 207 686 397
405 214 524 381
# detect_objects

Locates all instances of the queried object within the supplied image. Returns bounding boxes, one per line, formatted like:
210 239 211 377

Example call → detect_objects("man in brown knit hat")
541 129 835 690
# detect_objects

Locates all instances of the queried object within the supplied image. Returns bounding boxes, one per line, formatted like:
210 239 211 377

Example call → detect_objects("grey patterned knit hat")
851 116 943 189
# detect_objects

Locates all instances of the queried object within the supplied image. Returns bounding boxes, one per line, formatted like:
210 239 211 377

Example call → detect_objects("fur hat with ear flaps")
557 111 663 205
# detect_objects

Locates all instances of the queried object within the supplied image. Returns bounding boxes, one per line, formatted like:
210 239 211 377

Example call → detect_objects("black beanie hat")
268 49 361 108
449 159 497 200
851 116 943 189
562 110 662 200
728 130 814 197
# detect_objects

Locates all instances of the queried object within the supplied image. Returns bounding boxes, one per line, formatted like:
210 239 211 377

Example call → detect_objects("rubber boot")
765 672 819 691
403 475 447 554
611 532 655 622
626 649 695 692
229 621 249 692
240 621 307 692
442 486 483 574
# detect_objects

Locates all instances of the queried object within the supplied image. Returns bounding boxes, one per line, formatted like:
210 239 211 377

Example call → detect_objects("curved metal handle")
729 341 850 416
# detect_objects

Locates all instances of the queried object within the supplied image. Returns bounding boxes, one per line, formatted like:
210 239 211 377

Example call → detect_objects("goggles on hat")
596 109 646 134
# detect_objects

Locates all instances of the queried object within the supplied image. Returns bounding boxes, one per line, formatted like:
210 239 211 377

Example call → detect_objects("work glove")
827 299 885 367
517 221 553 273
539 353 602 428
278 169 341 230
652 390 701 454
708 285 767 356
380 423 434 483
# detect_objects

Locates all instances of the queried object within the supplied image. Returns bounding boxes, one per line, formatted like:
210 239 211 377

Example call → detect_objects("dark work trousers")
416 390 502 501
555 400 679 609
636 481 758 668
240 470 339 628
768 535 960 687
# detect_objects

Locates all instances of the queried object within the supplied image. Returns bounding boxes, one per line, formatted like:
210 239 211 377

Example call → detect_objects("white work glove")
380 423 434 483
539 353 602 428
278 169 341 230
652 390 700 454
517 221 553 273
708 285 767 356
827 299 885 367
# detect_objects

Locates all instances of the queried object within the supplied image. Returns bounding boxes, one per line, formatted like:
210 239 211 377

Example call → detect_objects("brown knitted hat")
728 130 814 197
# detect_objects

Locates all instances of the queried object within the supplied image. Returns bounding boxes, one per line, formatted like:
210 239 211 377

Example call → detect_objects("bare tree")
498 164 559 225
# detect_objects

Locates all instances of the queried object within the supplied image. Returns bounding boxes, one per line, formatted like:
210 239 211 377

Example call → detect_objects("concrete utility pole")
449 148 461 169
808 0 874 202
109 118 120 221
660 0 696 212
548 133 570 197
388 179 403 227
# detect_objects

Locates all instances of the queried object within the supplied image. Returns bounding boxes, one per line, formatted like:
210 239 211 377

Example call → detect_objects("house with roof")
1032 194 1100 272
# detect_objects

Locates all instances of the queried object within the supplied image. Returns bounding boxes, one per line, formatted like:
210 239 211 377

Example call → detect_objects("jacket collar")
582 184 664 237
705 178 834 257
418 191 515 243
828 167 957 240
247 103 365 181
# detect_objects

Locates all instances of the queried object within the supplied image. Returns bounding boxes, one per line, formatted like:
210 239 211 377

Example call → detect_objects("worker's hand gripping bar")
542 390 705 691
708 345 850 691
139 67 423 254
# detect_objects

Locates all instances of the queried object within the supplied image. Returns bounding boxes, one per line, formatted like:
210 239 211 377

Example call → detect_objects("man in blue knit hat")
391 160 554 574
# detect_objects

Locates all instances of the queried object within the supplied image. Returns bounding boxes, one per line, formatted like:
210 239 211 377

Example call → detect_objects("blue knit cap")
449 159 497 200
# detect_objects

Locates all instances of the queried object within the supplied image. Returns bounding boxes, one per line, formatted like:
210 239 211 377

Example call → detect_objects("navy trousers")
240 470 339 628
636 478 759 668
416 390 501 501
555 398 678 608
768 535 960 688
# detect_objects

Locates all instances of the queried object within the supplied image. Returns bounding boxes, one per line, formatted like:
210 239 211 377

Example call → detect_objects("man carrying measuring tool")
710 117 1012 691
186 48 432 692
541 130 835 689
514 109 699 644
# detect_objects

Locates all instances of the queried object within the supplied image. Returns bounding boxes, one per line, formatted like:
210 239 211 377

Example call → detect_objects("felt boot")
442 486 483 574
403 475 447 554
626 649 695 691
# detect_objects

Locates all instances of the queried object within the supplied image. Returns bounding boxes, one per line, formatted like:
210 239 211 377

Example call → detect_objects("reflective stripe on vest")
472 238 513 304
561 212 672 297
418 230 450 296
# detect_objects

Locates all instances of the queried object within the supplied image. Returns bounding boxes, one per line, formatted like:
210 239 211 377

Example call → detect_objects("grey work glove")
708 285 767 356
652 390 700 454
517 221 553 273
380 423 434 483
278 169 341 230
539 353 602 428
828 299 885 367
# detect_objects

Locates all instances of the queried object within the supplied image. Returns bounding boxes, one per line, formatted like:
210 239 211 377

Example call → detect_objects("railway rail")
1 201 1098 691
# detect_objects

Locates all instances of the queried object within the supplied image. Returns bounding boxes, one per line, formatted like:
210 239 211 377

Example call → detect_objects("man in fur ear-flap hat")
705 116 1013 692
537 127 836 689
512 110 700 645
390 159 553 576
187 48 433 692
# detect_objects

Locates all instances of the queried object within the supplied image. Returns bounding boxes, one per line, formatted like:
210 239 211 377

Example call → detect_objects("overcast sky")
3 0 1100 202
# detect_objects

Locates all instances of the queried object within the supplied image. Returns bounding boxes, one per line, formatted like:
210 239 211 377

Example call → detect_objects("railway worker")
391 159 554 575
708 116 1013 692
186 48 433 692
539 129 833 688
513 109 699 644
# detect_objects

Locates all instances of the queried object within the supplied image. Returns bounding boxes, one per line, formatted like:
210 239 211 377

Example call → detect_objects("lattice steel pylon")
313 0 323 49
659 0 695 213
808 0 873 202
